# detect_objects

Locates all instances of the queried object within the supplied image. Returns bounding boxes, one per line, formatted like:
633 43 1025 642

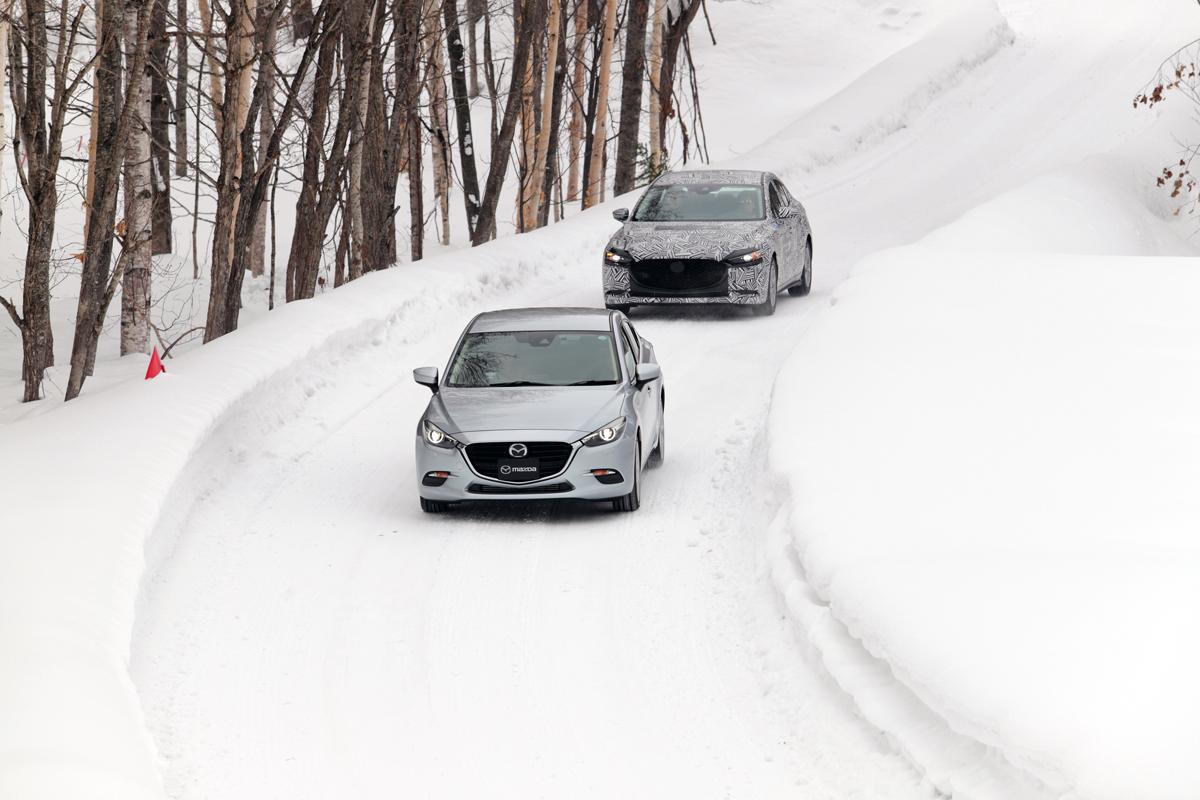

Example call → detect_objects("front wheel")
649 416 665 467
752 260 778 316
788 239 812 297
613 445 642 512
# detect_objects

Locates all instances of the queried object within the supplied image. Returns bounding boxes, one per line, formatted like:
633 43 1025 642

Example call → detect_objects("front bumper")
415 427 638 503
602 260 771 306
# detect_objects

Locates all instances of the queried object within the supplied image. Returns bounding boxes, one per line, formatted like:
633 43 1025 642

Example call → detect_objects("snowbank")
0 213 619 798
768 243 1200 798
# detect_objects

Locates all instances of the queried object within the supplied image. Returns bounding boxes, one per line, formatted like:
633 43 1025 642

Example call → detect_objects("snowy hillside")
3 0 1198 798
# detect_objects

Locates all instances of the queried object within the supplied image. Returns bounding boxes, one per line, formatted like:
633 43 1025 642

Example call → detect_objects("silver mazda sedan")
412 307 665 513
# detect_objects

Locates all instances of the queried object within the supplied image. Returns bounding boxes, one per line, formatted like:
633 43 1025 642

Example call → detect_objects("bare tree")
65 0 152 400
582 0 616 209
613 0 647 195
148 0 171 253
471 0 540 244
565 0 586 202
345 0 376 280
423 0 450 244
0 0 12 218
173 0 187 176
2 0 90 401
444 0 482 238
646 0 664 174
249 0 278 277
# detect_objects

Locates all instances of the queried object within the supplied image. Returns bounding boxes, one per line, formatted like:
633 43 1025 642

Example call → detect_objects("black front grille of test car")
630 258 728 297
464 441 574 482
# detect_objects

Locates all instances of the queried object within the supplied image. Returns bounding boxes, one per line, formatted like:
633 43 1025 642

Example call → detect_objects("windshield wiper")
486 380 551 387
568 380 617 386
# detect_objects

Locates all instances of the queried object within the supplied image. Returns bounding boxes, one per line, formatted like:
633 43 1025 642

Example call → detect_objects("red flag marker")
145 347 166 380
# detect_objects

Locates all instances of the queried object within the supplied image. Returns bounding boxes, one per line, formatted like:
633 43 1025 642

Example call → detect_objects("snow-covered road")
115 0 1193 797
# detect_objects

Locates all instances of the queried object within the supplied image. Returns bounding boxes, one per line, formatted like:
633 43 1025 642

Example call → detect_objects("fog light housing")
422 471 451 487
591 469 623 485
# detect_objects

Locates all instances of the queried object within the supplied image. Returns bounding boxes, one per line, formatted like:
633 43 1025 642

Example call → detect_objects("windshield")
633 183 764 222
446 330 621 388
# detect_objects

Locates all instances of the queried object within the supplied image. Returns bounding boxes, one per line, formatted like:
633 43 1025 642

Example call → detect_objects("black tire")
649 415 665 467
420 497 451 514
788 239 812 297
606 303 631 315
752 260 778 316
613 444 642 512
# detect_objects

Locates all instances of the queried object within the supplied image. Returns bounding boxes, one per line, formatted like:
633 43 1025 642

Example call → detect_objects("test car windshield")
446 330 622 388
633 183 764 222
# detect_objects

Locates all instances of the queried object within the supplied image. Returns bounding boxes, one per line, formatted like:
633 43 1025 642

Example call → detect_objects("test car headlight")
604 247 633 265
579 416 627 447
422 419 459 448
725 247 765 266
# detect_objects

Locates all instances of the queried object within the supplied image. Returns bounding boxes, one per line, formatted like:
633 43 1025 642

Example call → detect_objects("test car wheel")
649 415 665 467
752 260 778 317
789 239 812 297
613 445 642 512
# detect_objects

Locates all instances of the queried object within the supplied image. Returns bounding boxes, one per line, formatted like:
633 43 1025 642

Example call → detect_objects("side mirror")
613 208 630 222
634 363 661 387
778 205 796 219
413 366 439 393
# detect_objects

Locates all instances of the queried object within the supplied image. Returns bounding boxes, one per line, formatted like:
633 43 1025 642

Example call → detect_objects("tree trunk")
249 1 277 277
423 0 450 244
121 0 154 355
515 0 543 232
291 0 313 40
0 0 9 219
528 0 561 228
285 12 347 301
657 0 701 166
582 0 617 209
173 0 188 176
444 0 481 239
7 0 84 400
537 11 567 228
471 0 539 245
149 0 172 254
646 0 664 175
360 0 396 271
345 0 376 281
565 0 586 202
465 0 478 97
613 0 648 195
67 0 152 400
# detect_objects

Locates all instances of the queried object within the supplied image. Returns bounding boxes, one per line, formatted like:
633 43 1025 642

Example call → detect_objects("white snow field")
2 0 1198 798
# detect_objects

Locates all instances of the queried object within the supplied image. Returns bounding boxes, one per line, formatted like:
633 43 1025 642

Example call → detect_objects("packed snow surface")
2 0 1198 797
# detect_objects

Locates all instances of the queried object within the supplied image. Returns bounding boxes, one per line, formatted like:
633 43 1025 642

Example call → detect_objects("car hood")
608 219 776 261
427 386 627 437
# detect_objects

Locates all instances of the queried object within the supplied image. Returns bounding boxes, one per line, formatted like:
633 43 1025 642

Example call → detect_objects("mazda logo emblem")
509 443 528 458
500 465 512 475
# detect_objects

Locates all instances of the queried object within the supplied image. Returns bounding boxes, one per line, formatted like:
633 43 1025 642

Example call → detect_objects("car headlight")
579 416 627 447
725 247 765 266
604 248 633 265
422 419 459 448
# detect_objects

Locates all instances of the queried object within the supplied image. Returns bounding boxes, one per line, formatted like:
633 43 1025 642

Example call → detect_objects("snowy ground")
3 0 1198 798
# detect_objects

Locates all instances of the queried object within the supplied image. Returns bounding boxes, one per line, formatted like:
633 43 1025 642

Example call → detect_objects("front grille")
463 441 574 482
467 481 574 495
630 258 728 297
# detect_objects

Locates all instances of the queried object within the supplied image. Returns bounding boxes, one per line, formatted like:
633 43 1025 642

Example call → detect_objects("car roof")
654 169 769 187
469 307 615 333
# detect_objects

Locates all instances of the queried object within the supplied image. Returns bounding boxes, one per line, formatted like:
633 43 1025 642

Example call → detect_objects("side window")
618 331 637 379
768 183 783 216
620 322 640 359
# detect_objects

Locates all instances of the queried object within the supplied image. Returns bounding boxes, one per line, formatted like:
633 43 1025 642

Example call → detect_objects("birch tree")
121 0 154 355
444 0 481 238
565 0 586 202
646 0 664 175
0 0 11 217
